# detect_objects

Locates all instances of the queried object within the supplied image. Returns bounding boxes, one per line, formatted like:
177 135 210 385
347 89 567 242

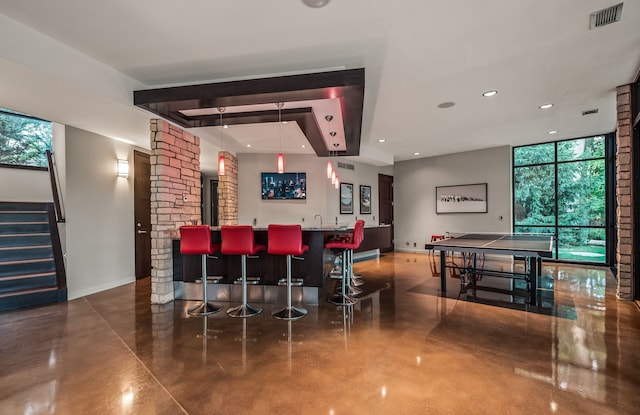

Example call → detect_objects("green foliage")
0 111 52 167
513 136 607 263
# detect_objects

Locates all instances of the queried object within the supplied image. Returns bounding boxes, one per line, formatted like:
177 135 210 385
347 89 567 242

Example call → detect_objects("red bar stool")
268 224 309 320
179 225 223 316
325 220 365 306
221 225 266 318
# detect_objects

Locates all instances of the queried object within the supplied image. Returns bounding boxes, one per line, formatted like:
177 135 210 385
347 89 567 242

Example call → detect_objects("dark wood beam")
133 68 364 156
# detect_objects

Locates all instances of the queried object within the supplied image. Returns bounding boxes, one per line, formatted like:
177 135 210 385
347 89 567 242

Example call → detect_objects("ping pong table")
424 233 554 306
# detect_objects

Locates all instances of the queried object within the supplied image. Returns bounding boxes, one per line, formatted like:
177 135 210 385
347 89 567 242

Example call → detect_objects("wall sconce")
117 159 129 178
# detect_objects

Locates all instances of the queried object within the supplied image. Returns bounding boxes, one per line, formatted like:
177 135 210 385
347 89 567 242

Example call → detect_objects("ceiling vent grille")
582 108 599 116
590 3 623 29
337 161 355 171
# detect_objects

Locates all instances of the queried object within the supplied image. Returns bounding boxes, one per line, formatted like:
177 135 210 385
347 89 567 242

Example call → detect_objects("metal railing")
46 150 65 223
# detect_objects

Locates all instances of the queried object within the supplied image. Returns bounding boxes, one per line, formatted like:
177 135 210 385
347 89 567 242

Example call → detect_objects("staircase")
0 202 67 311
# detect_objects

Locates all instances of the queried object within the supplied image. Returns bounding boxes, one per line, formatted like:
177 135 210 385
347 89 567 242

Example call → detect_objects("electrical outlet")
406 241 409 246
301 217 305 222
413 242 417 247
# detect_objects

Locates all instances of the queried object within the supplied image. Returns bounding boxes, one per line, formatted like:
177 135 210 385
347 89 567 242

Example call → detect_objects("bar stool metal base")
226 303 263 318
188 302 223 316
328 293 359 306
271 306 308 320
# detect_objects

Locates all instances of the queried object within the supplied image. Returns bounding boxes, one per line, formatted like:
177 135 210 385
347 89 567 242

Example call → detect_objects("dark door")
378 174 394 250
210 179 219 226
134 151 151 279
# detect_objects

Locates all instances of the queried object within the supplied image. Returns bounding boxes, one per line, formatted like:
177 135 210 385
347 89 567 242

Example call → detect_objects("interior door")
378 174 394 250
134 151 151 279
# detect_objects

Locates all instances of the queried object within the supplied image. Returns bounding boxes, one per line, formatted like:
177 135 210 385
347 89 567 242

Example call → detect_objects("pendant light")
276 102 285 174
325 115 334 179
331 135 339 188
218 107 226 176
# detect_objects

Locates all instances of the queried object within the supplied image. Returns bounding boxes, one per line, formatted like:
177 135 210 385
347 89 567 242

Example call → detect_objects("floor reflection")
0 252 638 414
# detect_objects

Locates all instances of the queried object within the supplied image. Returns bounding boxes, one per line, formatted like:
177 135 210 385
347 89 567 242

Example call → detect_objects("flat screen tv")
261 172 306 200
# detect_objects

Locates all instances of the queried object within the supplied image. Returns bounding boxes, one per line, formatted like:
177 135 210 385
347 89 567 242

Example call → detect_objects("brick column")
218 151 238 225
615 85 633 300
150 120 202 304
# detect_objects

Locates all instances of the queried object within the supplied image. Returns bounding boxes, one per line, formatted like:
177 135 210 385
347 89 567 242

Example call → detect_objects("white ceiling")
0 1 639 174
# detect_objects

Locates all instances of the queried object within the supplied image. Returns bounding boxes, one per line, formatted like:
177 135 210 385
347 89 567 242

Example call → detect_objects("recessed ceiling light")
246 144 251 147
282 121 289 124
548 130 558 135
301 144 306 148
414 152 420 156
482 90 498 97
223 124 229 129
539 103 553 109
302 0 330 8
378 139 386 143
437 102 456 109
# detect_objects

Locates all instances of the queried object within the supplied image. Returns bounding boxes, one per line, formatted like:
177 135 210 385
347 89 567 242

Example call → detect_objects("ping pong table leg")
440 250 446 295
529 256 537 306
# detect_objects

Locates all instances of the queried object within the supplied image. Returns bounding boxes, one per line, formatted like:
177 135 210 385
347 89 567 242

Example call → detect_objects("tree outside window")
0 109 52 168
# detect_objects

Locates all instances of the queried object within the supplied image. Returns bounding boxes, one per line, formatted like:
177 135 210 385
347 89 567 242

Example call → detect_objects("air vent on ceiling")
582 108 599 116
590 3 623 29
337 161 355 171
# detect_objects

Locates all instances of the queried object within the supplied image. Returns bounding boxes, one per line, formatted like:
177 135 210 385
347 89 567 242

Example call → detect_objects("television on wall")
261 172 306 200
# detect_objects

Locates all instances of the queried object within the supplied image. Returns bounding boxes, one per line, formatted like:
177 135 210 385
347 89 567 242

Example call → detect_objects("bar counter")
172 226 355 305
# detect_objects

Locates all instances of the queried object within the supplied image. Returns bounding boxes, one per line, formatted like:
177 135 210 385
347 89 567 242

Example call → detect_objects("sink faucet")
314 214 323 227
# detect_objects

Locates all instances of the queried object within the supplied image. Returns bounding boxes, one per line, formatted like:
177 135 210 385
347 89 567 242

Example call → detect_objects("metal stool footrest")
195 276 224 284
234 276 261 285
278 278 304 287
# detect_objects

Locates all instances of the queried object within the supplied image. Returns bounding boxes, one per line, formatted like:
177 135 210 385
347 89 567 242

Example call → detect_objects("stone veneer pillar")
149 119 202 304
615 85 633 300
218 151 238 225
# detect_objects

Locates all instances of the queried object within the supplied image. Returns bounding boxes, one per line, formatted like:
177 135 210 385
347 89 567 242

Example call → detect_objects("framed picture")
340 182 354 214
436 183 487 214
359 185 371 214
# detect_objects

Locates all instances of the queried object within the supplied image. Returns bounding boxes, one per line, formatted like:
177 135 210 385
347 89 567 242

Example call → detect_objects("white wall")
237 153 392 227
0 167 50 202
394 146 512 253
65 126 135 299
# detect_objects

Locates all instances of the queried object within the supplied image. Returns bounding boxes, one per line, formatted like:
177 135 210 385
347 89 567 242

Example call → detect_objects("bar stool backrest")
268 224 307 256
221 225 260 255
180 225 214 255
353 220 365 249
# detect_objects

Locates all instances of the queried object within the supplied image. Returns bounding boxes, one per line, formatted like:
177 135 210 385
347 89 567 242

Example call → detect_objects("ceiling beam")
133 68 365 156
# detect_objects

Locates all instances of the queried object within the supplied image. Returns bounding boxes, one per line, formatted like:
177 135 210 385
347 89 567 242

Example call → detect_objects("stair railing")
46 150 65 223
46 203 68 293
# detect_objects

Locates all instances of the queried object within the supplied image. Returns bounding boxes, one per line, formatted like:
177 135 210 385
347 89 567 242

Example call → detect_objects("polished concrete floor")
1 252 639 414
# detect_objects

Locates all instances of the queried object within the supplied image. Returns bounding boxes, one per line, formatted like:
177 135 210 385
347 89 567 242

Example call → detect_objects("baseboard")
68 276 135 300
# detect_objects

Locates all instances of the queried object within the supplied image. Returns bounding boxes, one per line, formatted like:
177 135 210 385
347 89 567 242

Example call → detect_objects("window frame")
512 133 615 266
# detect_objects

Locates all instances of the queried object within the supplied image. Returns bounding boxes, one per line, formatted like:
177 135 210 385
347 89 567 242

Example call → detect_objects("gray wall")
394 146 511 253
237 153 392 227
65 126 135 298
0 123 66 203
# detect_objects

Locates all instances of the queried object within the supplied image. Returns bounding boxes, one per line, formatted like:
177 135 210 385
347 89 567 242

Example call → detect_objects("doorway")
134 150 151 279
378 174 394 250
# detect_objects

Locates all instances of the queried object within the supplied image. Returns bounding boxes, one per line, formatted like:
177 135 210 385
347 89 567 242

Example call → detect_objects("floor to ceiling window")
513 134 614 264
